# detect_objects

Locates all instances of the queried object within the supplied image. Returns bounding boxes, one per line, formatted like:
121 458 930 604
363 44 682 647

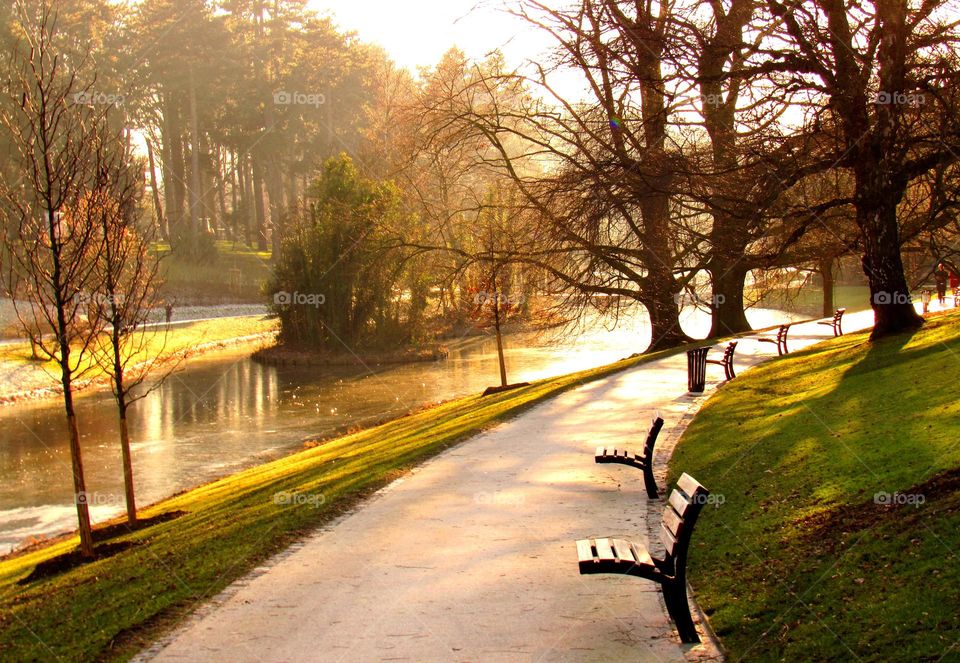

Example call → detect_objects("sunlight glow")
307 0 552 72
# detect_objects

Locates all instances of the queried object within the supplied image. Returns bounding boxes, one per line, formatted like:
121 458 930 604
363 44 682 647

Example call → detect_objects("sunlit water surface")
0 307 798 553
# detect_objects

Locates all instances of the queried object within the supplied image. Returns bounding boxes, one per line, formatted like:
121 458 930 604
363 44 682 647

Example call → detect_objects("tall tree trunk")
252 156 269 251
65 399 94 557
59 335 93 555
492 290 507 387
47 205 94 557
602 6 689 352
821 0 922 339
641 214 689 350
820 257 835 317
105 251 139 526
200 133 217 233
230 149 239 220
253 0 271 252
161 94 185 239
214 146 228 237
637 164 689 349
236 152 246 240
285 170 299 212
708 256 751 338
118 402 137 525
267 158 284 257
241 155 255 246
145 138 166 239
188 68 203 237
697 1 757 337
855 173 922 337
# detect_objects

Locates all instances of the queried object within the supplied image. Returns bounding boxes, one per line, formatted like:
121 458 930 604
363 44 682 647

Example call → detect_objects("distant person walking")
165 302 174 324
934 263 949 306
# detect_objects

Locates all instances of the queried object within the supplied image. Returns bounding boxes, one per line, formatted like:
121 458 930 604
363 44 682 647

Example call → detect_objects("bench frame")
576 473 709 643
816 308 845 337
705 340 737 381
595 416 664 498
757 323 790 356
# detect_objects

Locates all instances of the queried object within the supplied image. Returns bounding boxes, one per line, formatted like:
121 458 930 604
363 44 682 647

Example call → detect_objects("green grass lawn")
669 310 960 662
157 240 272 304
0 342 691 662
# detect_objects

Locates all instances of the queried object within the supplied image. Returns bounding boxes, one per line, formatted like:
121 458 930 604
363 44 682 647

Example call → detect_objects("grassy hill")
670 310 960 662
157 241 272 304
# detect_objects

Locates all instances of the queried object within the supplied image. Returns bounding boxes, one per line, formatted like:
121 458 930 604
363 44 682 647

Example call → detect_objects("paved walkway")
141 311 875 663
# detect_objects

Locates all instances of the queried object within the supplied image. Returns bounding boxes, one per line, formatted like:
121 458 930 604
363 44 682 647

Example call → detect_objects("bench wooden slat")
668 489 691 517
610 538 634 563
595 537 616 562
576 538 596 563
662 504 684 538
613 538 653 566
677 473 703 500
660 522 677 557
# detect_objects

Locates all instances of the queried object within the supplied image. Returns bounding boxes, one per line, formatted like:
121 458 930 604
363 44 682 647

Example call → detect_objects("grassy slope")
0 343 687 662
158 241 272 303
670 310 960 662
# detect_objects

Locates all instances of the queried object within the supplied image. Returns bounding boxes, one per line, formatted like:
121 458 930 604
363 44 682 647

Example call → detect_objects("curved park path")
139 311 875 663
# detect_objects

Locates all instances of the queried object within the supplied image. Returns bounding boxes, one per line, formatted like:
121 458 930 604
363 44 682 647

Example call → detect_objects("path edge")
649 388 726 662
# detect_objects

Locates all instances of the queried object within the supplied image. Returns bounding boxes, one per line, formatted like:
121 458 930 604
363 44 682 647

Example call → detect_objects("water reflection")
0 307 796 553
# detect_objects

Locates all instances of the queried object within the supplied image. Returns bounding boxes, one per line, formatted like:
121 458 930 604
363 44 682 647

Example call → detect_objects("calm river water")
0 307 796 553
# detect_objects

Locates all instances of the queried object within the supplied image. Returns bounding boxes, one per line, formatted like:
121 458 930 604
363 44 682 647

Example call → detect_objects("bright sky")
306 0 556 73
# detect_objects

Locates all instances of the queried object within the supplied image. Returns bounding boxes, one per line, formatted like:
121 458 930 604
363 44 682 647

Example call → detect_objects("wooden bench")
757 323 790 356
576 473 710 643
705 341 737 381
817 308 845 337
595 416 664 499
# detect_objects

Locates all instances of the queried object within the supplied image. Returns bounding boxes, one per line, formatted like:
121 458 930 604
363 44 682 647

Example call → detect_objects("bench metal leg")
662 582 699 643
642 464 659 499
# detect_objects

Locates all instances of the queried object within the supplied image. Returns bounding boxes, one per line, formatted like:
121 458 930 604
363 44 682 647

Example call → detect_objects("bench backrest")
834 308 846 321
778 324 790 340
724 341 738 361
642 416 665 460
659 473 709 579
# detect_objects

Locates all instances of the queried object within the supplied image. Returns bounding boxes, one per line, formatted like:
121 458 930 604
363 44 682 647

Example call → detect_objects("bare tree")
87 138 175 526
466 189 538 390
761 0 960 337
0 1 115 557
667 0 838 335
425 3 693 351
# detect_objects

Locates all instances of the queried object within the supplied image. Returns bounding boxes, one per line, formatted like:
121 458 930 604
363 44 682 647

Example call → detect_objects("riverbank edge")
0 326 277 407
0 339 713 662
251 342 449 367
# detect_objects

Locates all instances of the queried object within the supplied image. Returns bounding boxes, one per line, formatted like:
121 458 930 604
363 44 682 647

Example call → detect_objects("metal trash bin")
687 347 710 393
